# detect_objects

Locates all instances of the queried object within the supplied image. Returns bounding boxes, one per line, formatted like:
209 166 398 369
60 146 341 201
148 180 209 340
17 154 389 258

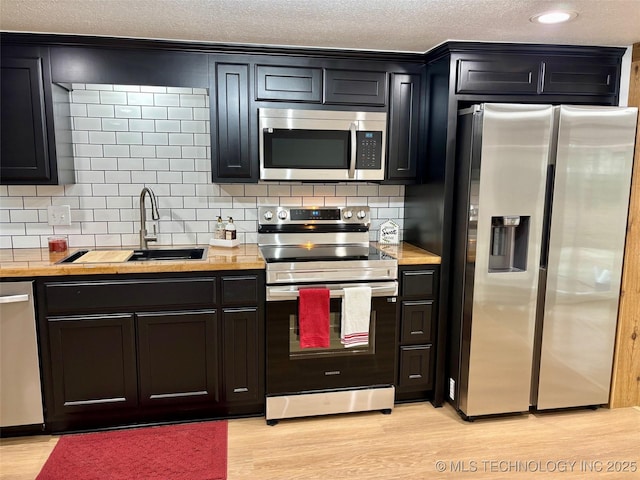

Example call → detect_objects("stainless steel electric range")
258 206 398 425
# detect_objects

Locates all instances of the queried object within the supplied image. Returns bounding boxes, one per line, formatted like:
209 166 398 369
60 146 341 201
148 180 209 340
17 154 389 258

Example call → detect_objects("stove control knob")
277 210 288 220
263 210 274 221
356 210 367 220
343 210 353 220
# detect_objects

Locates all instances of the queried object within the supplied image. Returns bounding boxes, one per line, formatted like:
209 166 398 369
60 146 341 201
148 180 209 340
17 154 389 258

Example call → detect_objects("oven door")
265 281 398 395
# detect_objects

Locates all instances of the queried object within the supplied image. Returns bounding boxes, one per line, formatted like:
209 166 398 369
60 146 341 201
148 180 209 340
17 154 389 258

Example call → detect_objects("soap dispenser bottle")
225 217 237 240
215 216 226 240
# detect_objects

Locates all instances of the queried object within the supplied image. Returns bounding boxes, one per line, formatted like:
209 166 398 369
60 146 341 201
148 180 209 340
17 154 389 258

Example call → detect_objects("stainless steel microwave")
259 108 387 181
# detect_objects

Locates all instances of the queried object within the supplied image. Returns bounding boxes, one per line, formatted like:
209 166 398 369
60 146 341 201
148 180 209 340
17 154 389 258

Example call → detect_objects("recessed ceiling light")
530 10 578 24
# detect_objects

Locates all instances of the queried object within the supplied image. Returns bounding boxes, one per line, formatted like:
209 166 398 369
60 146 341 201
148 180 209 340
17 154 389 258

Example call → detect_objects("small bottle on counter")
225 217 237 240
215 216 226 240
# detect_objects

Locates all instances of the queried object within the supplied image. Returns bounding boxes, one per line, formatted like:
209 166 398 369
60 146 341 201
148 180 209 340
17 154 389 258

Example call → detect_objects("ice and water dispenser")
489 215 530 272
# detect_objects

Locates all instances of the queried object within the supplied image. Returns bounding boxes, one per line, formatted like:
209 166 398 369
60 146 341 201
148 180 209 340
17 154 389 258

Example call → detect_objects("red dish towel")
299 288 330 348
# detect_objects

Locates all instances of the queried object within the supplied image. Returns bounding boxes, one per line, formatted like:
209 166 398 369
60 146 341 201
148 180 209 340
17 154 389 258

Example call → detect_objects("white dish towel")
341 286 372 347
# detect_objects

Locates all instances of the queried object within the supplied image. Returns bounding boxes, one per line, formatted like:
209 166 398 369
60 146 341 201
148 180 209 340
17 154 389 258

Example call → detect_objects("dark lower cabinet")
47 313 138 416
137 310 218 406
222 307 263 405
38 271 265 432
395 265 439 402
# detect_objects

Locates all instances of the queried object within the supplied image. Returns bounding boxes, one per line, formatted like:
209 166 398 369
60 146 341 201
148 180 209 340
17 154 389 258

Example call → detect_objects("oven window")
289 303 376 358
264 129 349 169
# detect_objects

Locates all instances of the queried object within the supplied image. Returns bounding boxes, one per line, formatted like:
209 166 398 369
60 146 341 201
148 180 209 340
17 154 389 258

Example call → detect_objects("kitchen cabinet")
211 62 256 182
37 270 265 432
324 69 387 106
0 45 73 185
137 310 218 407
48 313 138 417
395 265 439 402
256 65 322 102
386 72 421 182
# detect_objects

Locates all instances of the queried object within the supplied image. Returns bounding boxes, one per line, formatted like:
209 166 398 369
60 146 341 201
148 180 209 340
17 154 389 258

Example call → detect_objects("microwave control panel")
356 131 383 169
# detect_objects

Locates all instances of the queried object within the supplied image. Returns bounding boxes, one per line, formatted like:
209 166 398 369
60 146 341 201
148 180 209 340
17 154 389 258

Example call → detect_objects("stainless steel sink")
127 247 207 261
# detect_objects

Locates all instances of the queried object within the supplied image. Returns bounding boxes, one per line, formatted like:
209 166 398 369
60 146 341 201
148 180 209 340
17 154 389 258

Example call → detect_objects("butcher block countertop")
0 242 440 278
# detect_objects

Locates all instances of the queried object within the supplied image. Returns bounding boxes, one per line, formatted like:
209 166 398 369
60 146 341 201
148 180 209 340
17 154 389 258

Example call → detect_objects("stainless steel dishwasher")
0 281 44 428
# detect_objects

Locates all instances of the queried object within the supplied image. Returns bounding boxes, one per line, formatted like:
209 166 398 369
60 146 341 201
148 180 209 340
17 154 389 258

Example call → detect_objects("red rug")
37 420 227 480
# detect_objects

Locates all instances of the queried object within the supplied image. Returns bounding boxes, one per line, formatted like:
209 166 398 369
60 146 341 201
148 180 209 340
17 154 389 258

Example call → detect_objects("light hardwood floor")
1 403 639 479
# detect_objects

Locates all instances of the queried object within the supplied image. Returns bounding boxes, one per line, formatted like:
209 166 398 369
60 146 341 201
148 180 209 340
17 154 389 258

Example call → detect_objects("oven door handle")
266 281 397 301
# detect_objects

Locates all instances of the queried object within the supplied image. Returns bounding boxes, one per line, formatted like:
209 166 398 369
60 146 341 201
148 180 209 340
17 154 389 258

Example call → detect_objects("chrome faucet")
139 187 160 249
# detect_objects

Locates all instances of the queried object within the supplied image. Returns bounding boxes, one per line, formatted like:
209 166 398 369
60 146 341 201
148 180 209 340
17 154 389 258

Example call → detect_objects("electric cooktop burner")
259 244 392 263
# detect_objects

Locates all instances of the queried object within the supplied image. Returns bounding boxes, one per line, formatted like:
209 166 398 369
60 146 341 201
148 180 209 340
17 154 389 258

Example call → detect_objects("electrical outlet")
48 205 72 226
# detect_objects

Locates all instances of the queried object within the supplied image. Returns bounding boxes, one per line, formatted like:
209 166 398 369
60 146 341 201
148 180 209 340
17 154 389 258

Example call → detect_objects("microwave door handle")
349 122 357 179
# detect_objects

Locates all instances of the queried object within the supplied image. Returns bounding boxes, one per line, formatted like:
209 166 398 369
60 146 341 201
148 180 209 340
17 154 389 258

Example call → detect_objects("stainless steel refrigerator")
448 103 638 419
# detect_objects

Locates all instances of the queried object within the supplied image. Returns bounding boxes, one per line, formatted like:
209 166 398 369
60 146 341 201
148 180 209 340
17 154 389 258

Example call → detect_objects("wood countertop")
0 242 440 278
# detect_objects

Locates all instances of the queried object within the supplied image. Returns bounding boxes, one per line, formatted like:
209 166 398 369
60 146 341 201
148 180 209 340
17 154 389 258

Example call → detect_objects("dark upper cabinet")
1 46 73 185
211 62 255 182
386 73 421 182
324 69 387 106
256 65 322 102
456 56 541 95
541 60 619 96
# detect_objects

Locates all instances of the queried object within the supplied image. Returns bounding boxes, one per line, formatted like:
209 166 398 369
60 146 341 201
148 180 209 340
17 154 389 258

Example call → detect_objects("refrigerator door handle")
539 164 555 269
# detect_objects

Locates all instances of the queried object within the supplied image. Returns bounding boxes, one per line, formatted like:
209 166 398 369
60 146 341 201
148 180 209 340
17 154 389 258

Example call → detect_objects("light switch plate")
48 205 71 226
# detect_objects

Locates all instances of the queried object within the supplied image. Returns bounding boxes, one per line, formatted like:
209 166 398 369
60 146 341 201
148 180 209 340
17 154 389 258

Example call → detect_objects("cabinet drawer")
221 275 258 306
542 61 619 96
324 69 387 106
398 344 433 389
456 57 540 95
401 270 435 297
256 65 322 102
400 300 434 344
45 278 216 314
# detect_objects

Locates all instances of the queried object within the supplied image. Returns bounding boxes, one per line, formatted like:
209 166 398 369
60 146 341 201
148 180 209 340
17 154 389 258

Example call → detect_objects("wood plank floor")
1 403 639 479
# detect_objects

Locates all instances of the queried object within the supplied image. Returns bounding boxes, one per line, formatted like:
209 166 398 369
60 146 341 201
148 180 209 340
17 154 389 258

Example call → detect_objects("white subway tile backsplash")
1 83 406 248
168 107 193 120
116 132 143 145
141 106 167 119
86 84 113 91
104 145 130 157
102 118 129 131
155 120 181 132
115 105 142 118
87 104 115 118
100 91 128 105
154 93 180 106
127 92 155 106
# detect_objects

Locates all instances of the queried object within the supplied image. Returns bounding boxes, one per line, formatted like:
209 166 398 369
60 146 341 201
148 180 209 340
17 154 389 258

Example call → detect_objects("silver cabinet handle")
349 122 357 179
0 294 29 304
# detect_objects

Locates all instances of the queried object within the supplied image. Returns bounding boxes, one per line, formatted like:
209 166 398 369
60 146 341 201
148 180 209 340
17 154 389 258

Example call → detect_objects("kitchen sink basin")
127 248 207 262
57 247 207 263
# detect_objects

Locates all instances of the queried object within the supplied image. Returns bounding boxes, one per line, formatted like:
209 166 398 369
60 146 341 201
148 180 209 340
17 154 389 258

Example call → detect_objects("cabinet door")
0 56 50 183
542 61 619 96
401 269 436 298
398 345 433 389
324 69 387 106
137 310 218 406
256 65 322 102
456 57 541 94
212 63 254 181
222 307 264 405
386 73 420 182
400 300 434 344
48 314 137 416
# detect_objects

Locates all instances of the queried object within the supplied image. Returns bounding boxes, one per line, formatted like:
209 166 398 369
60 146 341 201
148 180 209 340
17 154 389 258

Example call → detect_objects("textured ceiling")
1 0 639 53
